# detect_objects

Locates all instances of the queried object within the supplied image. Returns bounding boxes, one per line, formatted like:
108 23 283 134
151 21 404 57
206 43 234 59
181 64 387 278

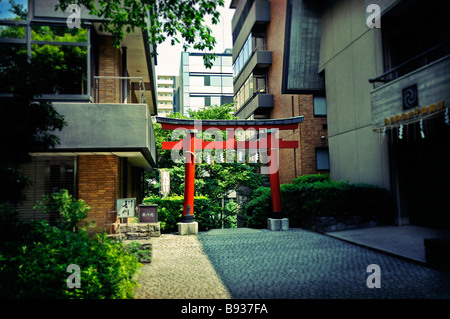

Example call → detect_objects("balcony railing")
94 76 147 104
369 40 450 89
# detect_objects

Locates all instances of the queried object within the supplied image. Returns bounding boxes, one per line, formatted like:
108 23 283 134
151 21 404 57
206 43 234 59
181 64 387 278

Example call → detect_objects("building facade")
319 0 450 229
173 50 234 116
156 75 175 117
230 0 330 184
0 0 158 232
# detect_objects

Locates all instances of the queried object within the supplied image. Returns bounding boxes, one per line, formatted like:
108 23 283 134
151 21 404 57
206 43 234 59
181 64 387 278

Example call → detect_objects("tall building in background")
156 75 174 117
173 49 234 116
230 0 329 184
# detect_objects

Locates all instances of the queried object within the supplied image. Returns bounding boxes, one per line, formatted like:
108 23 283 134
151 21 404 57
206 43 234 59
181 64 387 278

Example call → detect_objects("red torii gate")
155 116 304 226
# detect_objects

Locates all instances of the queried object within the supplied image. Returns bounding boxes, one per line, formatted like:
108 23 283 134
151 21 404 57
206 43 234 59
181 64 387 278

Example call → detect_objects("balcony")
234 49 272 93
36 102 157 169
370 52 450 130
232 0 270 55
235 90 274 119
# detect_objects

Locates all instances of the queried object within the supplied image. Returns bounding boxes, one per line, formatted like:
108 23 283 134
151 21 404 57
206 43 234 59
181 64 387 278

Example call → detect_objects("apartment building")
156 75 175 117
318 0 450 229
0 0 157 232
230 0 329 184
173 49 234 116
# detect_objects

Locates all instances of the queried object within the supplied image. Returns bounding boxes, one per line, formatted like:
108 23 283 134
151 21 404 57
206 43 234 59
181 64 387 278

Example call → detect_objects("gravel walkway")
135 228 450 299
134 234 231 299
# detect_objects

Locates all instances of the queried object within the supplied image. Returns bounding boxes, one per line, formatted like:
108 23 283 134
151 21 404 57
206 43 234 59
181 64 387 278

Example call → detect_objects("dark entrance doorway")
390 116 450 230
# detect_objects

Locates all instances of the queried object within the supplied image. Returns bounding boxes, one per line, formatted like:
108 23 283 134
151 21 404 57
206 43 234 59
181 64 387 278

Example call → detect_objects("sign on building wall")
117 198 136 218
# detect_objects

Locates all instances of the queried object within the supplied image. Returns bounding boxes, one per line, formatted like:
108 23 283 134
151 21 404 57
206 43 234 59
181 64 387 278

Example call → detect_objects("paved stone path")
134 234 231 299
135 228 450 299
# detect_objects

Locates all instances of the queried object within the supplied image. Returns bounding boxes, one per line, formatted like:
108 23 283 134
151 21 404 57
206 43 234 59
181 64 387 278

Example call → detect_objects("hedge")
0 205 141 299
142 195 217 232
243 175 393 229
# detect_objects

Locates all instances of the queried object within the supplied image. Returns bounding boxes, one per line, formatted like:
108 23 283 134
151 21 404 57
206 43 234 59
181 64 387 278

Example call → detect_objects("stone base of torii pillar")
267 218 290 231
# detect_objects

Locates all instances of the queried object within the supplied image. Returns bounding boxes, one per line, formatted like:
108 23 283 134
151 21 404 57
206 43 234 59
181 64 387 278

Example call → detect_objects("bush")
244 175 393 229
0 194 141 299
292 173 330 185
143 195 216 232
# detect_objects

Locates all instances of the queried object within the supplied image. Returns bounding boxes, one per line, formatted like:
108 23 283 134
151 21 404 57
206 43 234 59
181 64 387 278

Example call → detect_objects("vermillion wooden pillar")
183 129 196 223
267 129 282 219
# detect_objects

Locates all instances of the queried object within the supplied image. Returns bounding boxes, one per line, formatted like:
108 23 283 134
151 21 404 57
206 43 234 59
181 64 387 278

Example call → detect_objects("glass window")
222 76 233 87
0 25 25 39
222 56 232 67
0 42 27 93
205 96 211 106
212 55 221 66
32 25 88 43
204 75 211 86
316 148 330 171
210 76 221 87
211 96 221 106
31 44 87 95
0 0 28 21
314 96 327 116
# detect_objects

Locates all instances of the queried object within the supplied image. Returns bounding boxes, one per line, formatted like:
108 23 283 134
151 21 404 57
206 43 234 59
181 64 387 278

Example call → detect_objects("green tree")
145 104 265 228
55 0 225 67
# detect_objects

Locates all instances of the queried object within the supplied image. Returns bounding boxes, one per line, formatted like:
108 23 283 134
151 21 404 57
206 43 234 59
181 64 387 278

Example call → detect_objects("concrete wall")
318 0 390 190
52 102 156 168
371 55 450 128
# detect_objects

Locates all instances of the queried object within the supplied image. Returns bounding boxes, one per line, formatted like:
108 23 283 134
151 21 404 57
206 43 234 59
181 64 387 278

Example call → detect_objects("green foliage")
125 242 152 264
0 196 141 299
292 173 330 185
244 175 393 229
55 0 225 68
144 104 265 229
143 195 217 231
34 189 91 231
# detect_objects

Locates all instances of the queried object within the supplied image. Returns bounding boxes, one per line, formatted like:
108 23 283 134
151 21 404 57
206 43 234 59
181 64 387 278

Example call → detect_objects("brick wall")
266 0 329 184
97 36 122 103
77 155 120 232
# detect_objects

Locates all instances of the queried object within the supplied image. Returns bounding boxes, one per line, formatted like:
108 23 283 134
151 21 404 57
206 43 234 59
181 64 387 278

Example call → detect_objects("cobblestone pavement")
135 228 450 299
134 234 231 299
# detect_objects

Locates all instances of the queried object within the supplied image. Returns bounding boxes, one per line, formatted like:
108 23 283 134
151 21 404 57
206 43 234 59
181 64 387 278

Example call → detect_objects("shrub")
34 189 90 231
0 193 141 299
292 173 330 185
244 176 393 229
143 195 216 232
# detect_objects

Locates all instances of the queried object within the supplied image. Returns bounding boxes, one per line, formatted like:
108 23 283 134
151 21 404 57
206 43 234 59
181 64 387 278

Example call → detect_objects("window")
210 76 221 87
314 96 327 116
0 0 28 21
222 56 232 67
222 76 233 87
316 148 330 171
1 21 89 96
204 75 211 86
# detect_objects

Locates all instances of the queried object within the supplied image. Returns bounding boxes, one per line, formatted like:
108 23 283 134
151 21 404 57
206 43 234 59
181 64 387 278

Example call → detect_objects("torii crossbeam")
155 116 304 229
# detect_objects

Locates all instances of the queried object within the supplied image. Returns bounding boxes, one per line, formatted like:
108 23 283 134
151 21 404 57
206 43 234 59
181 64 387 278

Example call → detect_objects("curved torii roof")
155 116 304 131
